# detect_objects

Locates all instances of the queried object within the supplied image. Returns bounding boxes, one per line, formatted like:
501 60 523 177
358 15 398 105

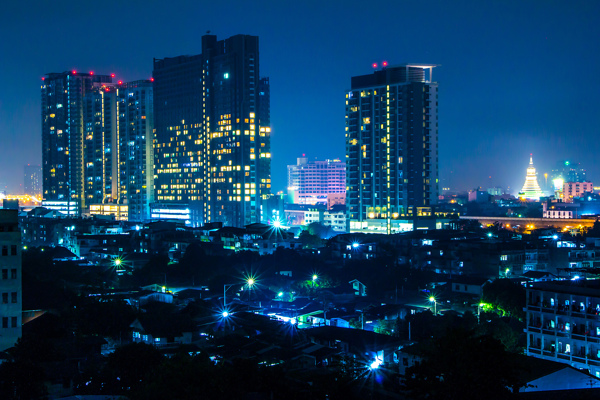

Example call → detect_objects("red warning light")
111 73 115 78
372 63 378 68
150 77 154 82
41 77 45 81
118 81 123 85
382 61 388 67
72 70 76 74
90 71 94 75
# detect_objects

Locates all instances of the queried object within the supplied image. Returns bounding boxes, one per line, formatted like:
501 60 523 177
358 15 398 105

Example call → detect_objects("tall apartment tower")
41 71 113 215
118 80 154 221
24 165 42 197
42 73 154 220
153 34 271 227
0 210 22 351
345 64 439 234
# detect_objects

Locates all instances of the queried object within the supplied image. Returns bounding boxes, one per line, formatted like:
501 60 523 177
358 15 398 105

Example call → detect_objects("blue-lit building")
41 71 113 215
345 64 439 234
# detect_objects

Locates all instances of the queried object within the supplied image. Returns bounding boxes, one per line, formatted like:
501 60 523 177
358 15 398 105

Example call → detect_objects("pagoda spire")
519 154 544 200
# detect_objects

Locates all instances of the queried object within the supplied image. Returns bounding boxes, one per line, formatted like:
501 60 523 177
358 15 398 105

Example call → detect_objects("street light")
246 277 255 301
478 302 486 321
429 296 437 315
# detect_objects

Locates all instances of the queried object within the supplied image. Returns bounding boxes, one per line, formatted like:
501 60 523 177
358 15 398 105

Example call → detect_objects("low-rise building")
525 279 600 377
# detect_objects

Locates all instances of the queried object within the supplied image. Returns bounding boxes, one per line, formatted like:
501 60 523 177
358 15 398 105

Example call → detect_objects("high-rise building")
345 64 439 234
43 73 154 220
0 210 22 351
24 165 42 197
287 157 346 208
519 155 544 200
41 71 113 215
153 34 271 227
117 80 154 221
83 81 118 206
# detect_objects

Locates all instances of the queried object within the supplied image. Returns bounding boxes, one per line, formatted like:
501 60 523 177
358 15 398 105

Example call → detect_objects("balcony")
542 349 556 357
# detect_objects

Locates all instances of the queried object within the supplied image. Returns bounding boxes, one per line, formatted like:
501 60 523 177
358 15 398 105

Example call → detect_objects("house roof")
450 276 490 286
306 326 404 350
131 312 194 338
514 354 592 383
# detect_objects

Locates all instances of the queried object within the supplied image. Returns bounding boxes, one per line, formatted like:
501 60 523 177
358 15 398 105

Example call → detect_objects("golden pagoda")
519 154 544 200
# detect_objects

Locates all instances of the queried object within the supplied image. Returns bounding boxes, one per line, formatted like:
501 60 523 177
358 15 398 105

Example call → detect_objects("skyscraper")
24 165 42 197
345 64 439 234
42 72 154 220
153 34 271 227
117 80 154 221
41 71 113 215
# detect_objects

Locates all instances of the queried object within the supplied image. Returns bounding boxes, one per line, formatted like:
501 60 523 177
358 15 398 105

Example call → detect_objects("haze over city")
0 0 598 195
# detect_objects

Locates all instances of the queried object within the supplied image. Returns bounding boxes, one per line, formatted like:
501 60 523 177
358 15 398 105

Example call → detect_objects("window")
11 245 16 256
1 246 6 256
11 317 17 328
2 293 7 303
1 269 6 279
10 269 16 279
2 317 7 328
11 292 17 303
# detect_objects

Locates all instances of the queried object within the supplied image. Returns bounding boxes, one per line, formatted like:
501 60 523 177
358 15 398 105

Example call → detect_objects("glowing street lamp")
222 311 230 318
429 296 437 315
246 277 256 301
478 302 486 320
369 358 382 370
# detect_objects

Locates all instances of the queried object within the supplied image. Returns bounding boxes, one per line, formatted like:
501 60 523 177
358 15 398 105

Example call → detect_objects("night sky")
1 0 598 195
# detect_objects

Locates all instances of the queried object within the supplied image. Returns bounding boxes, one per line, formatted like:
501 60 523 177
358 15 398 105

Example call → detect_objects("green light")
429 296 436 303
565 161 570 166
247 278 255 286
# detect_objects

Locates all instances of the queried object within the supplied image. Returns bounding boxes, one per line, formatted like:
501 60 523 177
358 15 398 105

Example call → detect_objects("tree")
482 279 526 321
404 329 527 400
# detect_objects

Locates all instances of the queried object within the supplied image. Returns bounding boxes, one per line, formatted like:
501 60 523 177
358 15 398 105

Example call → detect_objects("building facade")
24 165 42 197
42 71 113 215
42 73 154 221
287 157 346 207
563 181 593 203
345 64 439 234
526 280 600 377
0 210 22 351
153 34 271 227
117 80 154 221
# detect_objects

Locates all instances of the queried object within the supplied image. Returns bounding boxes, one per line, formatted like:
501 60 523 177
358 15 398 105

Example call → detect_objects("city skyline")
1 1 599 195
